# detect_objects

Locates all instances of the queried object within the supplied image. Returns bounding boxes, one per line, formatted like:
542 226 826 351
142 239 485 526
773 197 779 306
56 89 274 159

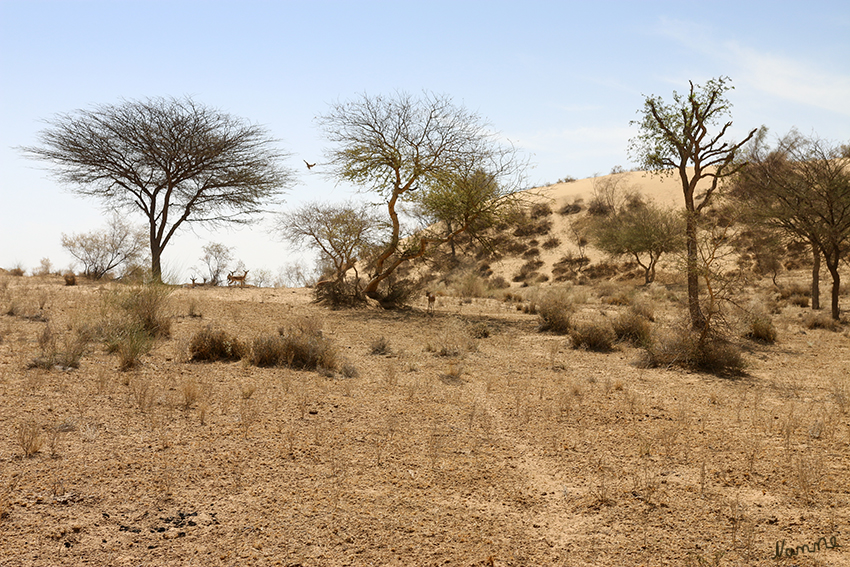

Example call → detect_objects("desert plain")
0 173 849 567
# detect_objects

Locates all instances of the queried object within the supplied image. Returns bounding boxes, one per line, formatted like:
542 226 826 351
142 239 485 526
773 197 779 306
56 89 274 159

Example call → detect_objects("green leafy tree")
587 202 685 284
318 91 527 306
25 96 294 283
629 77 756 330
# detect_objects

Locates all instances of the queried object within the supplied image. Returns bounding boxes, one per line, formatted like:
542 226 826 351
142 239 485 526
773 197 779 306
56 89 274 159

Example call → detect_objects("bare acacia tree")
732 129 850 319
318 91 528 306
629 77 756 330
24 96 294 283
276 202 384 304
61 214 147 279
200 242 234 286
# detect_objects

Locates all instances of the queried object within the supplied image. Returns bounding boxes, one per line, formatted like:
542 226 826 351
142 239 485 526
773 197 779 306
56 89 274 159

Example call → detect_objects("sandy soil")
0 271 848 567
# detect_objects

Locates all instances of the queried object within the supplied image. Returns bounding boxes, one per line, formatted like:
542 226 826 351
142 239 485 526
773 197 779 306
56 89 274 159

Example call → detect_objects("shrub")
803 312 840 331
469 322 491 339
114 324 154 371
542 237 561 250
16 421 43 458
642 328 745 376
559 201 583 215
569 319 616 351
248 319 338 372
744 314 778 343
489 275 510 289
530 203 553 219
537 290 575 334
613 310 653 347
113 284 172 339
778 282 811 299
189 326 245 362
370 336 392 355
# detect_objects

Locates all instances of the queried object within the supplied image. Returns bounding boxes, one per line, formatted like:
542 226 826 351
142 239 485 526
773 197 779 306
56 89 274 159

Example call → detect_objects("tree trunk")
810 239 820 310
150 240 163 284
827 259 841 320
685 212 706 330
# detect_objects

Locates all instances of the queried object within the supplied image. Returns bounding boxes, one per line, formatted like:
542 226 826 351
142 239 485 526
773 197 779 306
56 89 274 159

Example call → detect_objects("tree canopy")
629 77 756 330
732 129 850 319
318 91 528 305
24 96 295 282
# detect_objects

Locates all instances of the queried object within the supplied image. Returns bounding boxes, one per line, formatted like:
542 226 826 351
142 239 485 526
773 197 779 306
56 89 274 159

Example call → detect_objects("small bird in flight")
304 160 316 170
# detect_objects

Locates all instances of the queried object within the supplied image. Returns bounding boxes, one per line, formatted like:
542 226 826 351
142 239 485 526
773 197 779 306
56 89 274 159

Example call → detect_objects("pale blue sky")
1 1 848 282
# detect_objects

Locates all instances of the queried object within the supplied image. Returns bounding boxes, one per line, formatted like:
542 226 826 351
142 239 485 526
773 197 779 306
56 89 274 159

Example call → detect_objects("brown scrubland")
0 175 848 567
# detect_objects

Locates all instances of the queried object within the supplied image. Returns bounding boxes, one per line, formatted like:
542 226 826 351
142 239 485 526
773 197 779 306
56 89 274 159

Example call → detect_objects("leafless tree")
24 96 295 282
277 201 383 295
200 242 234 286
732 129 850 319
61 214 147 279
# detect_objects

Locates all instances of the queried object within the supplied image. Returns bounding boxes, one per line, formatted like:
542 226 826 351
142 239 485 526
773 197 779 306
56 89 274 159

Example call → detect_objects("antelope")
227 270 249 287
426 291 436 314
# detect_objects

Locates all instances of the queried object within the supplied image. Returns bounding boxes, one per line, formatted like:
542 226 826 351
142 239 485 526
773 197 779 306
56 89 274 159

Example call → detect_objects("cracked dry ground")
0 277 848 566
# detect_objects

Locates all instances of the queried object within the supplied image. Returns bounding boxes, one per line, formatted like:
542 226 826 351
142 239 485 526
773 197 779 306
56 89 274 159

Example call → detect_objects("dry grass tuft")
612 310 653 347
643 327 745 376
369 336 392 356
743 313 778 343
16 421 44 458
248 318 338 372
569 319 616 351
189 326 245 362
536 288 576 334
803 312 840 331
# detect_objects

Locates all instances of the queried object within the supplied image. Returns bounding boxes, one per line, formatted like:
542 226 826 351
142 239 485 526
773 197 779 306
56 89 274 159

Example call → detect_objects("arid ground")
0 268 848 567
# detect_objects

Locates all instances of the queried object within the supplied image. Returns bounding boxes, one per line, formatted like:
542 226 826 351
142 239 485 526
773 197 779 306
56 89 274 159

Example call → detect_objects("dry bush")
248 319 338 372
469 322 491 339
569 319 616 352
529 202 553 219
16 421 44 458
189 326 245 362
536 289 576 334
488 275 510 289
629 297 656 322
116 284 172 338
451 270 490 298
513 259 544 283
613 310 653 347
643 327 745 375
541 236 561 250
29 325 89 370
559 200 583 215
803 312 840 331
109 323 154 371
743 313 778 343
369 336 392 355
789 294 810 308
778 282 811 299
179 378 200 410
426 319 477 358
93 284 172 370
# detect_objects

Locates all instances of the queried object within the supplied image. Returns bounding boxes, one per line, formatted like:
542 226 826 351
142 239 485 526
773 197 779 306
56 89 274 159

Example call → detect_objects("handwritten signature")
773 536 840 559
